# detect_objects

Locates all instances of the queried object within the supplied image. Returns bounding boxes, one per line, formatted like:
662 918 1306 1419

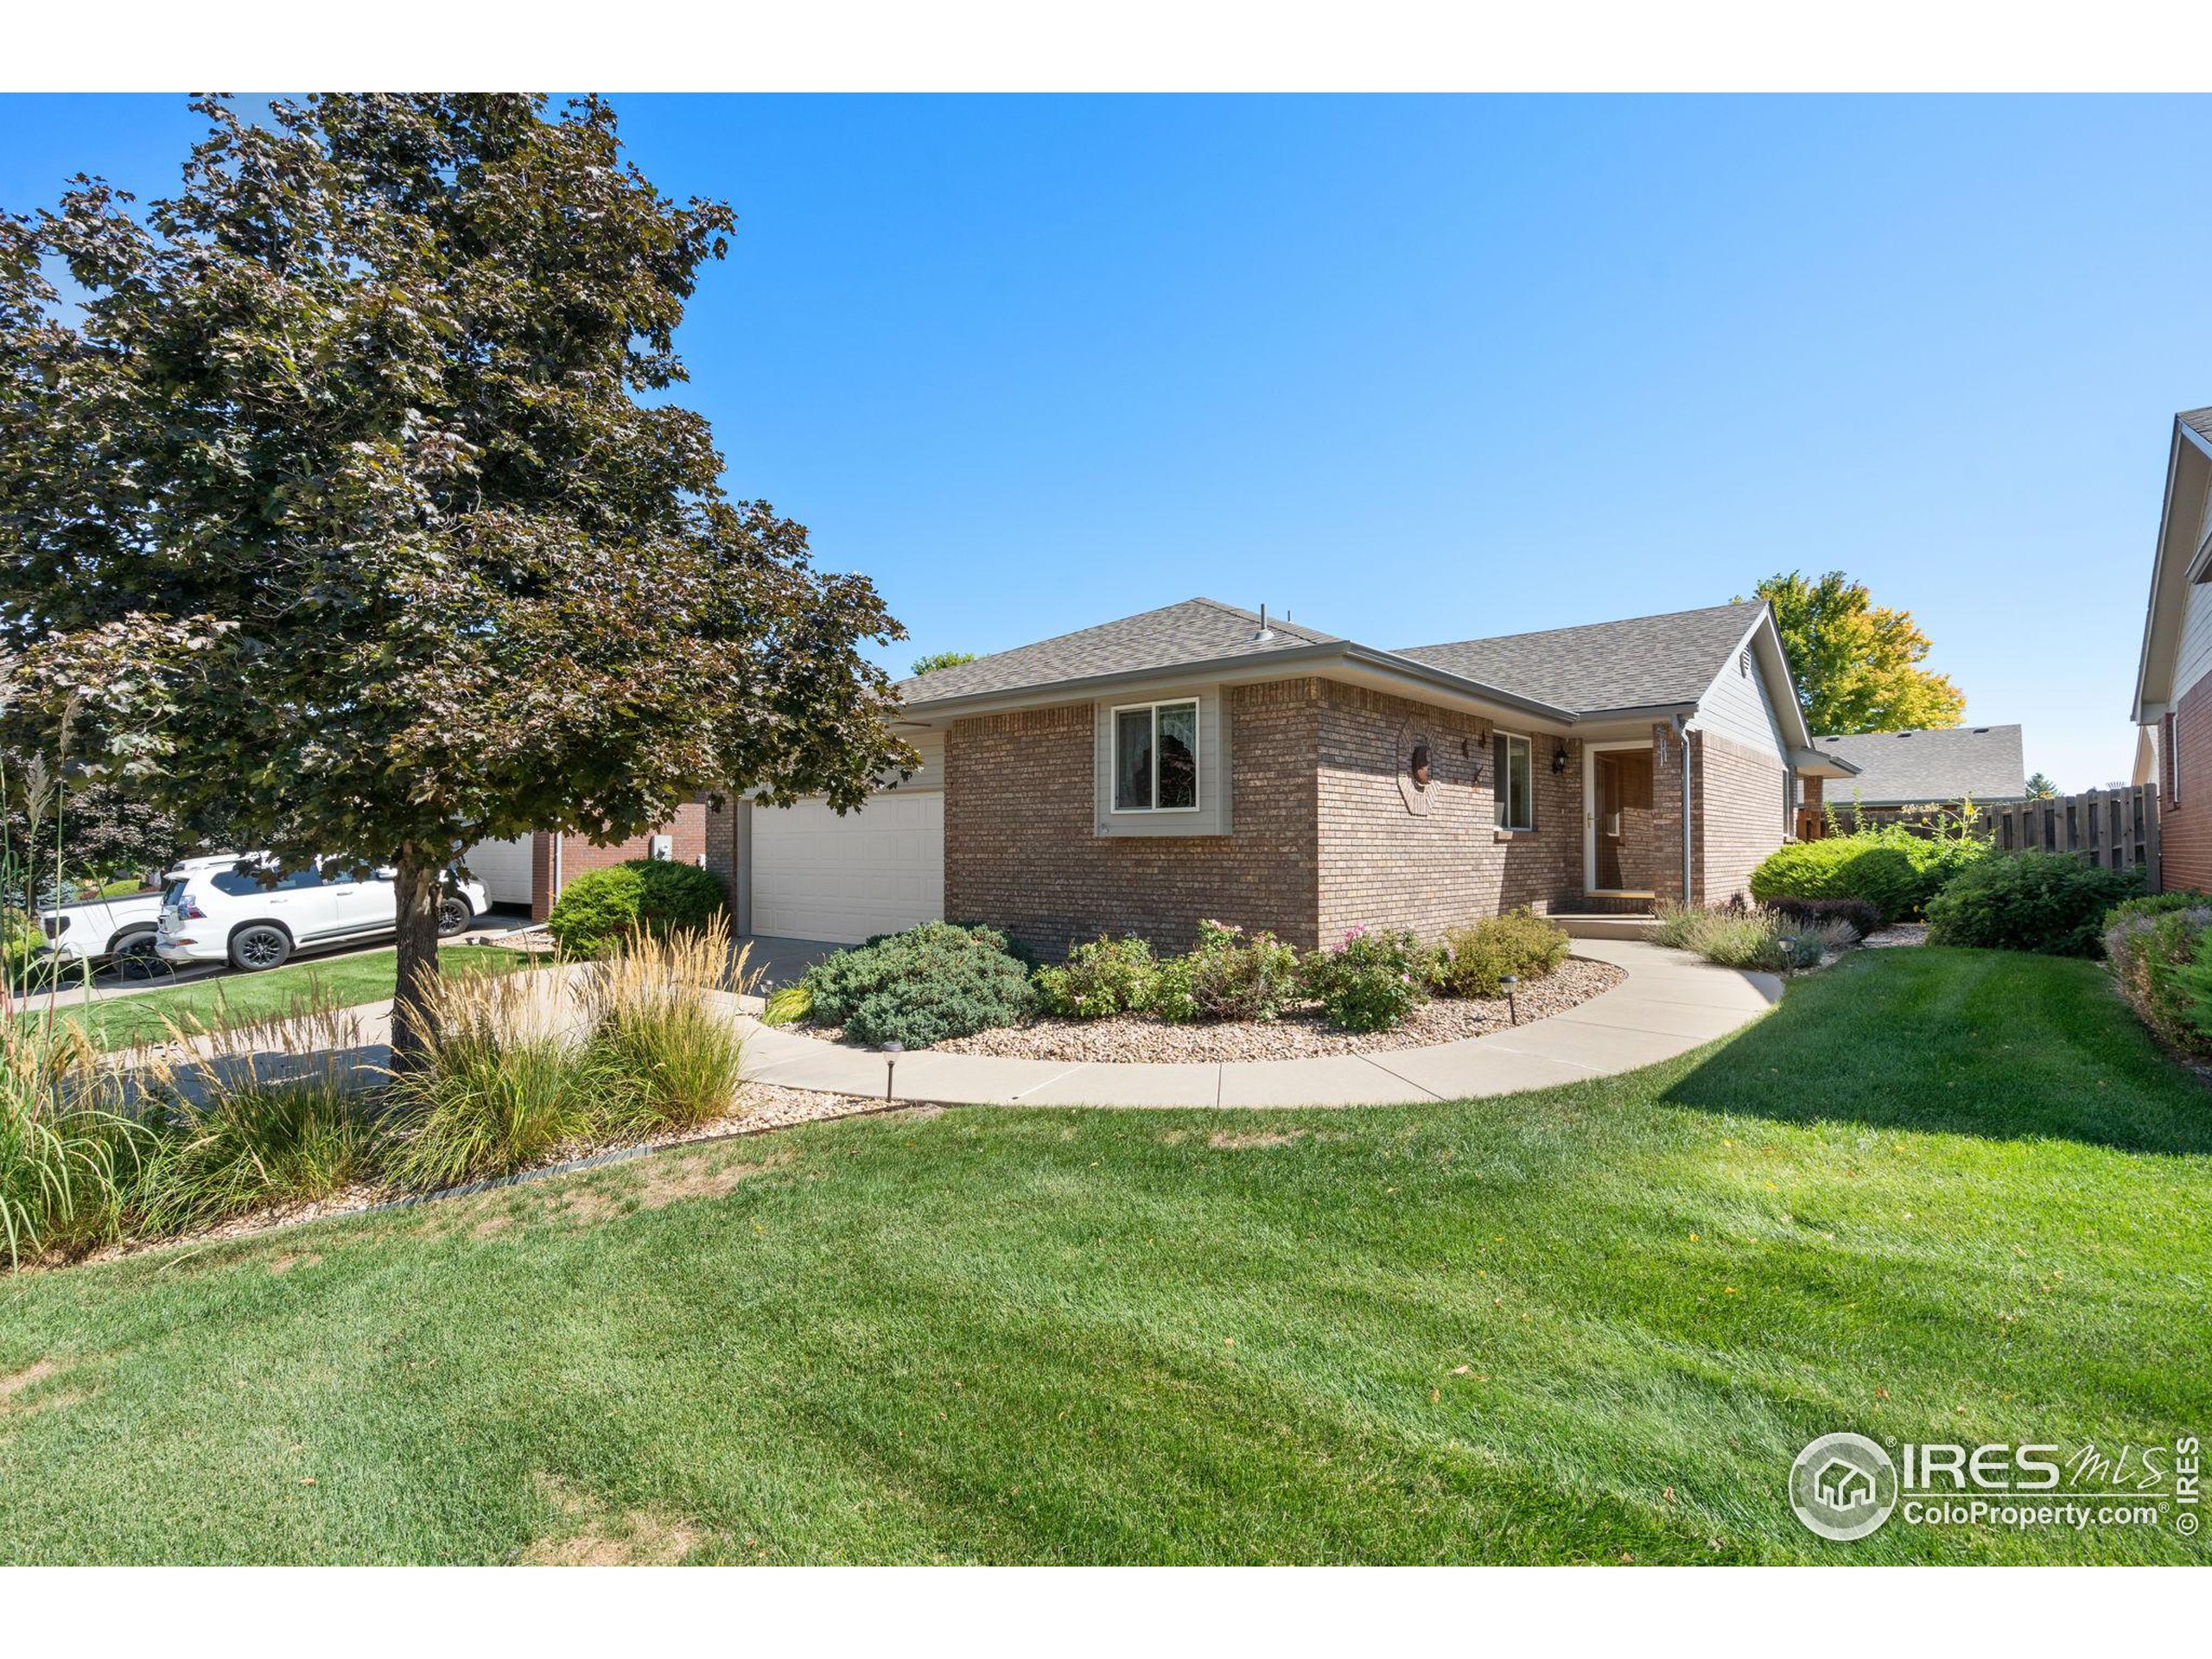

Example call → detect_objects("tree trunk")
390 843 443 1074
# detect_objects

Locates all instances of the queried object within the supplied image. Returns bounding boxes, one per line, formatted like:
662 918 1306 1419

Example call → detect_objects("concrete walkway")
735 938 1781 1109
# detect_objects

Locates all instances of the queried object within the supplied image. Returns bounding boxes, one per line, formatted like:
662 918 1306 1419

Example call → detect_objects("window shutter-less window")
1493 734 1508 828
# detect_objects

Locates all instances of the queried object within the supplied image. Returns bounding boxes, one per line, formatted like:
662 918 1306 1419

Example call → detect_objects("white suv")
156 859 492 972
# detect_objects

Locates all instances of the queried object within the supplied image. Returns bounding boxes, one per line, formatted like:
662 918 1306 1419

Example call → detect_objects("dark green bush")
801 922 1033 1047
1303 927 1432 1032
1033 936 1157 1019
544 858 728 957
1750 826 1989 924
1434 910 1571 998
1151 920 1303 1024
1924 851 2143 956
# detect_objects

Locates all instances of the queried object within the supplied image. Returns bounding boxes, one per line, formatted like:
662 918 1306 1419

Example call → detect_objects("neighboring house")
465 799 712 921
1796 724 2026 828
695 595 1854 951
2132 406 2212 892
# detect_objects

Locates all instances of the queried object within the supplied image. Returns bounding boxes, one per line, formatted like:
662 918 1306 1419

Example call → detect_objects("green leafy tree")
1742 570 1965 735
1 95 909 1058
2024 772 2058 800
2 762 192 889
911 650 979 677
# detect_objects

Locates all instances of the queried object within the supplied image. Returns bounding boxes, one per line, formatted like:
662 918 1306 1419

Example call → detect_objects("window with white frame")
1113 699 1200 812
1493 733 1535 830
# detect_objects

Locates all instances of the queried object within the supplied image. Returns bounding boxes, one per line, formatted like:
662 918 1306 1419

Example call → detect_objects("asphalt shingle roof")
897 598 1341 704
2183 407 2212 443
1393 601 1764 716
1813 724 2026 806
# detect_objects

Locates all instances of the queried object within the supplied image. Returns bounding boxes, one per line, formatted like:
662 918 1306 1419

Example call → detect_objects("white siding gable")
2175 474 2212 703
1694 634 1788 758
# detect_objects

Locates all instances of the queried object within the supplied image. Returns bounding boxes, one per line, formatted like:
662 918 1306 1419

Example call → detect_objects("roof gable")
1815 724 2026 806
1395 600 1768 716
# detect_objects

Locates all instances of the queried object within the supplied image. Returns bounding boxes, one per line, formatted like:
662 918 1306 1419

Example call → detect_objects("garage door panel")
751 793 944 945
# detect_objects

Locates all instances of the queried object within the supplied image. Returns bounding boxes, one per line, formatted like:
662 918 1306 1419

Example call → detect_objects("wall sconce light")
1551 743 1570 775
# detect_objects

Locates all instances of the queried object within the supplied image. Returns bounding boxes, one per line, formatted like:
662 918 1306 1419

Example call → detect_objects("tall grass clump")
0 1020 144 1264
130 996 383 1235
385 968 606 1192
1649 903 1840 973
580 922 752 1131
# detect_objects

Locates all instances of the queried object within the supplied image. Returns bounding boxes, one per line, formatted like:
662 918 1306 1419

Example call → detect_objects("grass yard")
1 946 2207 1563
11 944 535 1052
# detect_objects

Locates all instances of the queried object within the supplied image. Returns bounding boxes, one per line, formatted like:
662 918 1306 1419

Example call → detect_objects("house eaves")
898 639 1582 728
2131 410 2212 723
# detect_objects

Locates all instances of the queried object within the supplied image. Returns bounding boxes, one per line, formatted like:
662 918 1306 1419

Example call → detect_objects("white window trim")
1109 697 1204 815
1495 731 1535 832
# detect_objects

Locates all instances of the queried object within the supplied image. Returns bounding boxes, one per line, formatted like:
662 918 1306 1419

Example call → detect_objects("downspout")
1674 712 1694 906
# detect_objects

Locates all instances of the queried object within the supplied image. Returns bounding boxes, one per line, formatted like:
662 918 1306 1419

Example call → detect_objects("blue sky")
4 94 2209 789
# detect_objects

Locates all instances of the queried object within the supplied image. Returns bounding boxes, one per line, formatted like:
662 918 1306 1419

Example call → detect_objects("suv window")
209 866 318 896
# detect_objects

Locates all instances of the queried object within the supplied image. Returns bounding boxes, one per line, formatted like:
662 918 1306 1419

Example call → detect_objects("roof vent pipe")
1254 604 1275 643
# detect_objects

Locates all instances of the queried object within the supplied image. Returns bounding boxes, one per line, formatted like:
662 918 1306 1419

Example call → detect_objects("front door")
1587 746 1656 894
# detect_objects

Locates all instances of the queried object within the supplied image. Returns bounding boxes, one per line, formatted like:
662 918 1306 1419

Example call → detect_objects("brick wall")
531 801 710 921
944 682 1322 956
702 796 738 912
938 679 1789 952
2161 682 2212 892
1314 683 1580 943
1693 729 1789 907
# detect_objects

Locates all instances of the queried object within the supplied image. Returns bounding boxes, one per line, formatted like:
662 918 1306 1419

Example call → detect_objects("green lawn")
14 944 533 1052
1 946 2207 1563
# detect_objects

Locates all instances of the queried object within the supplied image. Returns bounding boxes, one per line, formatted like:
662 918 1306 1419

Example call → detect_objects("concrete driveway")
736 935 842 993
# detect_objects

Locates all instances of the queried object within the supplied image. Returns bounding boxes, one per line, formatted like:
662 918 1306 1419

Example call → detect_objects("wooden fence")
1797 785 2162 887
1985 785 2160 882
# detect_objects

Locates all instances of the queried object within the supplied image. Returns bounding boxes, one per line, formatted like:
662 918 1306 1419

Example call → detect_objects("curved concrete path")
735 938 1781 1109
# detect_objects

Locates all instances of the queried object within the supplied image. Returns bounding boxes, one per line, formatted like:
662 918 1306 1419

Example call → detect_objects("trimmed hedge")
1923 851 2143 957
544 859 728 957
2105 899 2212 1053
1749 826 1988 924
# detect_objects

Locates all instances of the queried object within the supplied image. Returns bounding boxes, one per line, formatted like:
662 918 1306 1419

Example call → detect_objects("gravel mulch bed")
35 1081 880 1273
828 956 1628 1064
1861 924 1930 949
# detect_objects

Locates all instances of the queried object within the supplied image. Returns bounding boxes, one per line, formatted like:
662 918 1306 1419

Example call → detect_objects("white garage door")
751 792 944 945
461 835 537 906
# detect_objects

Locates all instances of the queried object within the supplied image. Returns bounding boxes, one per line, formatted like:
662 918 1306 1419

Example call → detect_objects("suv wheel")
228 923 293 972
436 895 474 938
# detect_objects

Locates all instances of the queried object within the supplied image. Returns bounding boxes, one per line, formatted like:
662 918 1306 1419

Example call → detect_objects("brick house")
697 596 1855 954
464 801 712 922
2131 406 2212 892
